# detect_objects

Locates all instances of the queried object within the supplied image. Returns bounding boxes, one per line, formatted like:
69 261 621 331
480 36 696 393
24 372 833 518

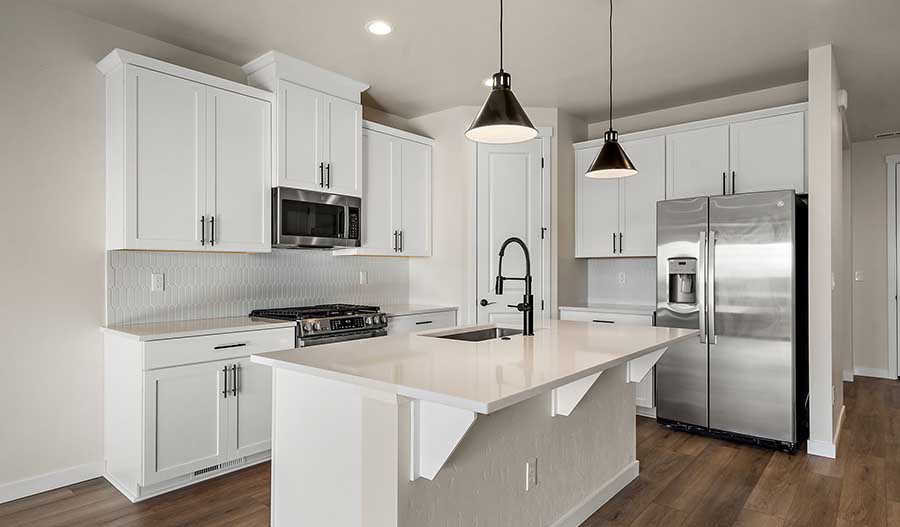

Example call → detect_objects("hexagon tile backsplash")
106 250 410 325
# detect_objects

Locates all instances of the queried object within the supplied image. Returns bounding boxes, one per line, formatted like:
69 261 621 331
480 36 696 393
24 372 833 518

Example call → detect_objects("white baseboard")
843 370 854 382
807 405 845 459
550 460 639 527
854 367 895 380
0 462 102 505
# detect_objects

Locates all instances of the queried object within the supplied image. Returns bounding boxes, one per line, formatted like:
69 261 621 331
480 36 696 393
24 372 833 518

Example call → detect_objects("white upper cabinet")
666 124 730 199
99 50 273 253
619 136 666 256
729 112 805 194
243 51 369 197
576 146 619 257
336 122 432 257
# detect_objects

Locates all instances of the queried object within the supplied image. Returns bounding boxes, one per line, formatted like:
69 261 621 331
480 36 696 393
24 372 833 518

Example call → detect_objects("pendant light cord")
608 0 614 132
499 0 504 72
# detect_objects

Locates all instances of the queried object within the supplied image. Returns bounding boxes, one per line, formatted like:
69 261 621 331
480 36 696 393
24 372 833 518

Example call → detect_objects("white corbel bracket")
626 347 668 383
550 372 603 417
409 399 476 481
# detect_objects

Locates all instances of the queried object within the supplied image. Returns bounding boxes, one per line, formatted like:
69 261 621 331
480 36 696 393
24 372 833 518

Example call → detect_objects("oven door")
273 187 360 248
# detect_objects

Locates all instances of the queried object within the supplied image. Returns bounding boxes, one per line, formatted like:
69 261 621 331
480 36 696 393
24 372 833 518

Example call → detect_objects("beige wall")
555 111 589 311
0 0 246 493
586 82 808 138
851 136 900 375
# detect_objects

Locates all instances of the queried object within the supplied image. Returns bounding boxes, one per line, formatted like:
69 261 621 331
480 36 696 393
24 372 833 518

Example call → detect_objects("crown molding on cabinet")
362 120 434 146
242 50 369 103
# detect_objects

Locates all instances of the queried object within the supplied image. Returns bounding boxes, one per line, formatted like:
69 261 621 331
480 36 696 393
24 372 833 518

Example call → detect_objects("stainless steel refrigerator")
655 190 808 451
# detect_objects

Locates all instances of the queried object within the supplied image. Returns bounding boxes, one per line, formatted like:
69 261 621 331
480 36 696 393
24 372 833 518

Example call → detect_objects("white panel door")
361 130 400 253
280 80 325 191
324 96 362 197
207 87 271 252
666 124 730 199
619 136 666 257
729 112 806 194
144 361 228 485
126 65 205 251
229 358 273 459
576 146 620 257
399 140 432 256
476 139 544 325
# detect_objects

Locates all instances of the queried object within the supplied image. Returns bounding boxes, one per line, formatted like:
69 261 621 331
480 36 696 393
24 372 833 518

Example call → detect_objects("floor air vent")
192 457 246 478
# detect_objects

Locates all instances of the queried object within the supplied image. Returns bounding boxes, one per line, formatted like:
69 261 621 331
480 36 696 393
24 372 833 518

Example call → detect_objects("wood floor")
1 377 896 527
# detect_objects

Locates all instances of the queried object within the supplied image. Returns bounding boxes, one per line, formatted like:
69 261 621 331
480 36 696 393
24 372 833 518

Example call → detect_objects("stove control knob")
313 322 322 331
365 317 373 325
379 314 388 324
302 323 312 333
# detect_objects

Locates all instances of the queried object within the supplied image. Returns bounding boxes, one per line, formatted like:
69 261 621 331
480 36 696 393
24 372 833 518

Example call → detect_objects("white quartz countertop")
381 304 458 317
252 320 697 414
102 316 296 341
559 303 657 316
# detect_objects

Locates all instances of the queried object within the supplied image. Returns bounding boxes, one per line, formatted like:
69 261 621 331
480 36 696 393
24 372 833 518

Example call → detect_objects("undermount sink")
430 327 523 342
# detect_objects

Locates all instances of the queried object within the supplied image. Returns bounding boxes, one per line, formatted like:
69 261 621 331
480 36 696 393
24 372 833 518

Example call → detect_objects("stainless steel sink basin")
430 327 522 342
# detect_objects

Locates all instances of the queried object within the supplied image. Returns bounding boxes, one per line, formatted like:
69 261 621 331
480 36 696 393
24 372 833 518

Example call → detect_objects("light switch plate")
617 272 627 286
151 273 165 292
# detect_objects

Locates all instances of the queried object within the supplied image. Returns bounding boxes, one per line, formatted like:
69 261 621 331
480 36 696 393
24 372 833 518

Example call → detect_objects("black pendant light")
465 0 538 144
586 0 638 178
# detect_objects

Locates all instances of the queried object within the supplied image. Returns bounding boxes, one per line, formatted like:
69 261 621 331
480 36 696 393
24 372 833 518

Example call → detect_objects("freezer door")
655 197 709 428
708 191 796 442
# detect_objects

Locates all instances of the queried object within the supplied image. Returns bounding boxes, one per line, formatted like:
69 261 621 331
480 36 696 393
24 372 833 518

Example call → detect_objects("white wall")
851 136 900 376
555 111 589 311
806 44 845 456
0 0 250 498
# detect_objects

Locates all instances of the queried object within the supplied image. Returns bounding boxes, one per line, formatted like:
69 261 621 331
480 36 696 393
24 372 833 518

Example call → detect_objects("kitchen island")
252 320 696 527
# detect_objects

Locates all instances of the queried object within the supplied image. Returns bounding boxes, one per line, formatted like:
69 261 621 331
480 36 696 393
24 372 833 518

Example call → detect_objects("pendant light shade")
465 71 538 144
585 0 638 179
465 0 538 144
585 130 637 178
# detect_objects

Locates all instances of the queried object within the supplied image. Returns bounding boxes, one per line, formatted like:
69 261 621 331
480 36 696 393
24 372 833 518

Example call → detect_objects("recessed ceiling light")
482 77 493 87
366 20 392 36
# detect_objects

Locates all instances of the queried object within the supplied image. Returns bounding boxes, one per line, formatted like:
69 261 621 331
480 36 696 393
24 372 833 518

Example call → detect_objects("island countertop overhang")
251 320 698 414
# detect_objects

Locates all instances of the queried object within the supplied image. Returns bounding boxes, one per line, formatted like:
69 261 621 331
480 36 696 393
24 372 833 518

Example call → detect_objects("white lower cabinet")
104 326 294 501
387 310 457 335
559 308 656 414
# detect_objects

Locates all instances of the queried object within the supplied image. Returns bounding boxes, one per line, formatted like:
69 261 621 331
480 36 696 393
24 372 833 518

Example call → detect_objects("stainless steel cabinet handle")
698 231 708 344
231 364 238 396
708 230 718 344
325 163 331 188
210 216 215 247
222 366 229 398
319 163 324 187
200 216 206 246
213 343 247 350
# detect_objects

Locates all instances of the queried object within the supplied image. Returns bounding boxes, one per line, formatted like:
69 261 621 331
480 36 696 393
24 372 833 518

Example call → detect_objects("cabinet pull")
393 230 399 252
319 162 324 187
415 320 433 325
731 171 736 194
618 232 623 254
722 172 726 195
231 364 238 396
200 216 206 246
399 230 403 253
210 216 215 246
325 163 331 188
592 319 615 324
612 233 616 254
213 343 247 350
222 366 229 398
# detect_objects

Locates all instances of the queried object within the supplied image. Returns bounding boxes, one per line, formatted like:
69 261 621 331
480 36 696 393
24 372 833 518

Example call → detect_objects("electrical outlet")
359 271 368 285
525 458 538 491
617 272 627 286
855 271 864 282
151 273 165 292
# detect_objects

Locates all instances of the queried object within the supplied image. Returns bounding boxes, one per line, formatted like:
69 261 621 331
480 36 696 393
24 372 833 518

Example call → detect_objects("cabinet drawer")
144 327 295 370
558 310 652 326
387 310 457 336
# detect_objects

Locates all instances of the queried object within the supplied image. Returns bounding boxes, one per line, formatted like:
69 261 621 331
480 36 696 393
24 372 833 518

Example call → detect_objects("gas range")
249 304 388 347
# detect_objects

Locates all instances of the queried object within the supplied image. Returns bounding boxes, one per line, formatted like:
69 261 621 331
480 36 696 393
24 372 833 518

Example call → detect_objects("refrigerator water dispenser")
667 258 697 305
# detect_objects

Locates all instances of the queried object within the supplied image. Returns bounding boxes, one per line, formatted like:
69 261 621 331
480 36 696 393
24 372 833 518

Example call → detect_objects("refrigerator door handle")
708 230 718 344
698 231 707 344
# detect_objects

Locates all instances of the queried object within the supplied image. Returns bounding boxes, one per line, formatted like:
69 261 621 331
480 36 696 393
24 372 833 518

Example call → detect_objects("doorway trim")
885 154 900 379
472 126 553 324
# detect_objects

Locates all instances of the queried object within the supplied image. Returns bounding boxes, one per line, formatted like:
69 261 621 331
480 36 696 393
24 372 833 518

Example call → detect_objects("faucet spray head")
494 275 504 295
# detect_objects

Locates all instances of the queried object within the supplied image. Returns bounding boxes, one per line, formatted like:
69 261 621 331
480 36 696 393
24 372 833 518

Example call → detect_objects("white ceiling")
49 0 900 140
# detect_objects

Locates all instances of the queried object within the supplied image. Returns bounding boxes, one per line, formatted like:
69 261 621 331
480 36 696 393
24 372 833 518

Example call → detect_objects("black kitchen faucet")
494 237 534 336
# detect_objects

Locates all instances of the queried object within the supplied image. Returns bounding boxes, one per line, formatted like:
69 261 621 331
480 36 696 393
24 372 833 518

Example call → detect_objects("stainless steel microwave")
272 187 360 249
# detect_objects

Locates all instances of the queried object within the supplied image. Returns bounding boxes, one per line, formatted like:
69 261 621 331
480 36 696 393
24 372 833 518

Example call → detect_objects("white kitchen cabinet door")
729 112 805 194
144 361 228 485
399 140 432 256
619 136 666 257
576 147 620 257
126 65 206 251
279 80 326 191
666 124 730 199
360 130 400 253
207 87 272 253
387 310 457 335
228 358 273 459
324 96 362 197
